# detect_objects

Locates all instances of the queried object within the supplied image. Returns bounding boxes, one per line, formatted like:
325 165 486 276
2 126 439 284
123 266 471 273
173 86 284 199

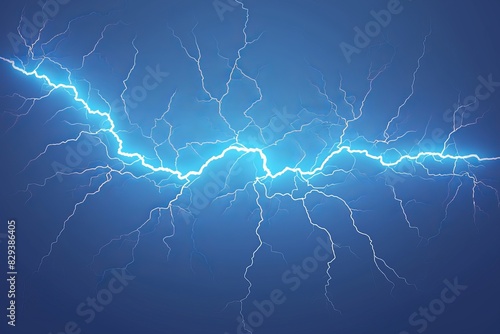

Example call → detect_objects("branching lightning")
2 1 500 332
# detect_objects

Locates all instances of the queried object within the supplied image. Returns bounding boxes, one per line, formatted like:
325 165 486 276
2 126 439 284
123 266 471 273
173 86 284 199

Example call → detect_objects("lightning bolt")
3 1 500 331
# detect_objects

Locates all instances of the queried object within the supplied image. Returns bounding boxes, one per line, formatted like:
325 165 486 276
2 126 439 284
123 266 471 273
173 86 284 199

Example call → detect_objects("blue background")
1 0 500 333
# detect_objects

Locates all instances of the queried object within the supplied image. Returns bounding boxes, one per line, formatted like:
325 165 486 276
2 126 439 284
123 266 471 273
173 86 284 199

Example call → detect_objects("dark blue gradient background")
1 1 500 334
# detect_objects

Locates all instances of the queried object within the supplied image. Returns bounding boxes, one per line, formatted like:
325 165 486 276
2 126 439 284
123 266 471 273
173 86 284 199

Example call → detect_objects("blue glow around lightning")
3 1 500 332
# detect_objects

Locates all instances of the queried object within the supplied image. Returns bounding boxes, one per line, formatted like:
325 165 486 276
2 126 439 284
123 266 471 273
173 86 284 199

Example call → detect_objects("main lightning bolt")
2 1 499 332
